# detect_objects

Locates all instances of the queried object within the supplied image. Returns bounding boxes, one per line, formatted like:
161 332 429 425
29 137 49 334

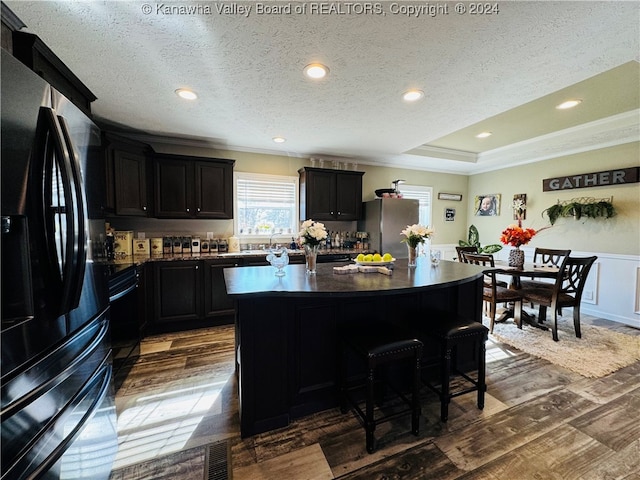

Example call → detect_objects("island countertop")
223 258 485 298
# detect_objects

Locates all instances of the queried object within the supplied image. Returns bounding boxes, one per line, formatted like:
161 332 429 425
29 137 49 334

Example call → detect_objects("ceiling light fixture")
272 136 286 143
556 99 582 110
175 88 197 100
303 63 329 79
402 89 424 102
476 131 492 138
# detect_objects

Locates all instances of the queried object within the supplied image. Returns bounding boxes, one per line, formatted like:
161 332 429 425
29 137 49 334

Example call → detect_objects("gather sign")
543 167 639 192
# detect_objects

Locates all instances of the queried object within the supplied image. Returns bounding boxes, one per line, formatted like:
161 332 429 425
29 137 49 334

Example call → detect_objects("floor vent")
204 440 232 480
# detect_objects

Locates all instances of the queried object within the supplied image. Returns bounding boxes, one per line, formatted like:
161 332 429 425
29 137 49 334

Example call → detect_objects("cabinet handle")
195 265 199 270
143 206 147 211
186 208 190 212
330 211 334 215
337 211 341 215
197 207 201 212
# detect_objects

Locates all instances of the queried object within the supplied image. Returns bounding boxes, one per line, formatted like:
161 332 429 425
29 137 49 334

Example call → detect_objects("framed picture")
513 193 527 220
475 194 501 216
444 208 456 221
438 192 462 201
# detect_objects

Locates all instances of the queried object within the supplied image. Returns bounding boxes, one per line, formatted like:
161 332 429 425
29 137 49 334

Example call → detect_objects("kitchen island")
224 258 485 437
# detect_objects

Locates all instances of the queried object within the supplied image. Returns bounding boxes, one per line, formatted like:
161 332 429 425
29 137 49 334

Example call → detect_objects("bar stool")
340 327 423 454
421 315 488 422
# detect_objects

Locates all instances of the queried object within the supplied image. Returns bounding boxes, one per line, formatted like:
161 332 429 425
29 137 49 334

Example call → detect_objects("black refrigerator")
1 49 117 479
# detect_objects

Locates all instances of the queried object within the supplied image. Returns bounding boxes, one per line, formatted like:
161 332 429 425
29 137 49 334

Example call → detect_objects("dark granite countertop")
223 258 485 298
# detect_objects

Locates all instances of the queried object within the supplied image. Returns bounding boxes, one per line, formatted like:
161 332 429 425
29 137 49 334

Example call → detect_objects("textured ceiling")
5 1 640 174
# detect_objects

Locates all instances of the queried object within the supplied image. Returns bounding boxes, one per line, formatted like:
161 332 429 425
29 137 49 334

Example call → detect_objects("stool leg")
412 352 421 435
440 344 452 422
365 365 376 453
477 338 486 410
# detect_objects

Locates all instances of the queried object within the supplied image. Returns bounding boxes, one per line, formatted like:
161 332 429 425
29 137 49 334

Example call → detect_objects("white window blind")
234 172 298 236
398 185 433 227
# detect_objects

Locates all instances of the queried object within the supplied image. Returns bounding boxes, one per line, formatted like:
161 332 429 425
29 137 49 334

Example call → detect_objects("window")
398 184 433 227
234 172 299 236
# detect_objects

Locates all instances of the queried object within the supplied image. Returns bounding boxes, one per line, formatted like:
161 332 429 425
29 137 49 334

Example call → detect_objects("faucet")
269 234 278 249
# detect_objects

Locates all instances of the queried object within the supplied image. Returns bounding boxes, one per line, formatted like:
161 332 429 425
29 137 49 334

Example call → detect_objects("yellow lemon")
382 253 393 262
364 254 373 262
372 253 382 262
356 253 365 262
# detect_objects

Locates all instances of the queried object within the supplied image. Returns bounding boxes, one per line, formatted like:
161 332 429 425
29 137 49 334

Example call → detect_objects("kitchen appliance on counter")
358 198 420 259
1 49 117 479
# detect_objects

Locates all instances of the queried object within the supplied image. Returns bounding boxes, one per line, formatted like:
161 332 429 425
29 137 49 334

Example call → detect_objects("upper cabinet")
104 134 151 217
299 167 364 221
154 153 234 219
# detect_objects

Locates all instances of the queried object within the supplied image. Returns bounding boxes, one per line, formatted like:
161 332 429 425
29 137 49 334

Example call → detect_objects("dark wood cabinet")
104 134 150 216
153 261 202 324
203 259 238 320
154 154 234 219
299 167 364 221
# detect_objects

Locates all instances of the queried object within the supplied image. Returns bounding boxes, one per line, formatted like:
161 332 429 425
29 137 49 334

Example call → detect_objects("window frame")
233 171 300 239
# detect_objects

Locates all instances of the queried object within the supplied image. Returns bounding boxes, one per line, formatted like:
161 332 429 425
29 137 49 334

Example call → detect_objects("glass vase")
304 244 319 274
407 244 417 267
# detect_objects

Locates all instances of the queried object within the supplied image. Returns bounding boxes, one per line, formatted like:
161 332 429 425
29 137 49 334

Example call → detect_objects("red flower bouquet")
500 224 537 247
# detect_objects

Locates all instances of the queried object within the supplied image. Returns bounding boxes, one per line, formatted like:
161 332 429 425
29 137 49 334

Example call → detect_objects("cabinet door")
153 261 202 323
113 150 148 216
335 172 363 220
303 170 336 220
155 158 192 218
203 260 237 320
195 161 233 218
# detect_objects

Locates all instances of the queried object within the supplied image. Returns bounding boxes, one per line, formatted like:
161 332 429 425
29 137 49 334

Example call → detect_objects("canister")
228 235 240 253
191 236 201 254
151 238 163 257
113 231 133 257
133 238 150 256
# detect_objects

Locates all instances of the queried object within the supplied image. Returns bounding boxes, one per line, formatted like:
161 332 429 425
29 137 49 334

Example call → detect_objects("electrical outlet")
583 290 593 301
207 232 214 239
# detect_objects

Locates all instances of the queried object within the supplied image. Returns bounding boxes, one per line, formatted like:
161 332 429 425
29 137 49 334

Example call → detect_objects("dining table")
489 262 560 329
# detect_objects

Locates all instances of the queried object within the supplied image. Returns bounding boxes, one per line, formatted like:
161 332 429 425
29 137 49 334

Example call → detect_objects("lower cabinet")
150 259 239 332
149 255 305 332
153 261 202 325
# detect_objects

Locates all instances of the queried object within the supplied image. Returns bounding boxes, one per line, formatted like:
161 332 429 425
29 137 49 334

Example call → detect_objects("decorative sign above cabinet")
543 167 639 192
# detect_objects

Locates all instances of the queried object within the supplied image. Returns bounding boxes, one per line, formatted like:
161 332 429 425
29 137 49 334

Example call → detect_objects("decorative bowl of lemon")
354 252 395 266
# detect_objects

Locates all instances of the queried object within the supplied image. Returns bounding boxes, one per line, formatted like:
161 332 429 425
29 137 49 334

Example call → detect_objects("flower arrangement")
297 219 328 247
400 224 434 248
500 224 537 248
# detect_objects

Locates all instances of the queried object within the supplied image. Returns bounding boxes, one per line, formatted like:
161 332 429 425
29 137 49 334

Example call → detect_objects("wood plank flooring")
109 312 640 480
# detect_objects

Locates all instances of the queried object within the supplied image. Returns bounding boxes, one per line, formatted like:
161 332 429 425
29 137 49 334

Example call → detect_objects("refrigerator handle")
32 107 78 316
57 115 87 311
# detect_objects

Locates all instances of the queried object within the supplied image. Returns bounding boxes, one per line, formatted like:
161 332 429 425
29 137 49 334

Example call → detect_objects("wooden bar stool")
340 328 423 454
421 315 488 422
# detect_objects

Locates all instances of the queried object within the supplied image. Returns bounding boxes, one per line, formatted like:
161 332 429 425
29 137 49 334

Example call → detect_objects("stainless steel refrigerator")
1 49 117 479
359 199 420 259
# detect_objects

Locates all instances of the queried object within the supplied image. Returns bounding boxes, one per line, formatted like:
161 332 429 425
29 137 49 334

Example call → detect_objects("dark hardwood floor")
109 312 640 480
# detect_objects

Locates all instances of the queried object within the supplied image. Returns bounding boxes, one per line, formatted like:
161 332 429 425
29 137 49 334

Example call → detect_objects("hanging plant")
543 198 615 225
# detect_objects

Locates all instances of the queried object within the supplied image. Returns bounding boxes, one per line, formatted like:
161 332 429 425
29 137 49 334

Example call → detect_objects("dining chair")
521 256 597 342
456 246 478 263
463 253 523 334
519 248 571 290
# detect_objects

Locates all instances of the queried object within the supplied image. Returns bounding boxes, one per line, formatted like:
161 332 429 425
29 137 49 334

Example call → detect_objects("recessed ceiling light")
272 136 286 143
556 99 582 110
303 63 329 79
476 131 492 138
175 88 197 100
402 89 424 102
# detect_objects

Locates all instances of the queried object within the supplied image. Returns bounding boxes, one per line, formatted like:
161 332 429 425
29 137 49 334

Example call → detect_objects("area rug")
488 318 640 378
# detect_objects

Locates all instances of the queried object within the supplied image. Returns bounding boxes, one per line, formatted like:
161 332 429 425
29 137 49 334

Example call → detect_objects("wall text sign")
543 167 639 192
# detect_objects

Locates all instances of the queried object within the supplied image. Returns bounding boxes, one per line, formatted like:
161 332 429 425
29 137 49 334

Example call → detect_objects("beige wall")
466 142 640 255
137 141 639 255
